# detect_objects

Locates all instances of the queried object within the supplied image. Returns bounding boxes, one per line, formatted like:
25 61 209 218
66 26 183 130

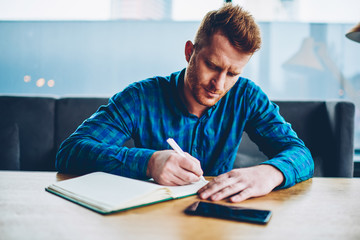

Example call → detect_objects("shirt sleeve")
55 86 155 180
244 82 314 189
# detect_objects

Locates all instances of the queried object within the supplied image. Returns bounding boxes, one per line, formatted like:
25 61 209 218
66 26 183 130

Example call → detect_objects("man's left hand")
198 165 284 202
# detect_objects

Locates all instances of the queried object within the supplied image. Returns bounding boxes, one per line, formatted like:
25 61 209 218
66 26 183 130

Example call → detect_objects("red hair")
194 3 261 54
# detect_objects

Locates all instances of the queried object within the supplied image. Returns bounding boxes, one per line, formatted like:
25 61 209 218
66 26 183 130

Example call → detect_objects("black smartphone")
184 201 272 224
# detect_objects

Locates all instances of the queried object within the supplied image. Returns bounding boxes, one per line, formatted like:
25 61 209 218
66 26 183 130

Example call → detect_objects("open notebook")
46 172 208 214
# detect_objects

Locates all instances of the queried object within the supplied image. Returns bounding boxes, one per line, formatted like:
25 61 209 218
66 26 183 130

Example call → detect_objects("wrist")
259 164 285 188
146 151 158 178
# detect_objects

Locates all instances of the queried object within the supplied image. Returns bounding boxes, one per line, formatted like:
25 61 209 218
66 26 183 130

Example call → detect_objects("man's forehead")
205 51 247 73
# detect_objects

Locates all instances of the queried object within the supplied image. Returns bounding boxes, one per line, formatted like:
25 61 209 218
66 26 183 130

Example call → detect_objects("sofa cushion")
0 121 20 170
0 96 56 170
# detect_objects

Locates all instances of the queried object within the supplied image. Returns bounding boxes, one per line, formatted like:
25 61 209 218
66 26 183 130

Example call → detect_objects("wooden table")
1 171 359 240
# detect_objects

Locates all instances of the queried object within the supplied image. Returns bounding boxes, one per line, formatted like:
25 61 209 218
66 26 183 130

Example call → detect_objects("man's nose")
211 71 226 92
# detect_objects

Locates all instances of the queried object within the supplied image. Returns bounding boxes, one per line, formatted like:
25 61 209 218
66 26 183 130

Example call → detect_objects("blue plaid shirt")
56 69 313 189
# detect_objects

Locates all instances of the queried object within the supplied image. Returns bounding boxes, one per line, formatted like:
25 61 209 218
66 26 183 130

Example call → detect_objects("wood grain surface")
1 171 359 240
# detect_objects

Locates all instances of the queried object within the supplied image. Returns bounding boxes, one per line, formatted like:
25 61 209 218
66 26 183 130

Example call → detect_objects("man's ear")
185 40 194 63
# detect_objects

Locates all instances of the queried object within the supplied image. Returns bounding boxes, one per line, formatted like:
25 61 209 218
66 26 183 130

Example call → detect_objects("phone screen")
184 201 272 224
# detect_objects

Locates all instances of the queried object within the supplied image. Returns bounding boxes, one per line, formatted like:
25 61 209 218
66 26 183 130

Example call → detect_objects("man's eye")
206 62 216 70
227 72 237 77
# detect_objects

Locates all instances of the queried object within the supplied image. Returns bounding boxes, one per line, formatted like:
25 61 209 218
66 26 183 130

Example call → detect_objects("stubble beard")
185 55 221 108
188 74 221 108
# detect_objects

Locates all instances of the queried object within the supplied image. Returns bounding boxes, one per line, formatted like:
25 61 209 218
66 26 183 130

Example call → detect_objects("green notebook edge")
45 187 197 215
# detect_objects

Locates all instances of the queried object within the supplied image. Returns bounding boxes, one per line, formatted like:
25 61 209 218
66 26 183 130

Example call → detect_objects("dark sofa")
0 95 355 177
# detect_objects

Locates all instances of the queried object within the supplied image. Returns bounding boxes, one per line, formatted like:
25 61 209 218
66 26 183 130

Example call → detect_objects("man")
56 4 314 203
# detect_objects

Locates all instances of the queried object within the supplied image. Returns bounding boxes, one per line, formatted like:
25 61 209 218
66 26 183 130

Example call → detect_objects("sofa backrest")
0 96 355 177
55 97 109 151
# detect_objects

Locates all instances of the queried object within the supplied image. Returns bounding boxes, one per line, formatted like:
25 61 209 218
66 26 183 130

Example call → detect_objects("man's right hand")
146 150 203 186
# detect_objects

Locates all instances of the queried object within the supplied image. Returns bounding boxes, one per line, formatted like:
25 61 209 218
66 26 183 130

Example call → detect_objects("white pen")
166 138 186 157
166 138 206 182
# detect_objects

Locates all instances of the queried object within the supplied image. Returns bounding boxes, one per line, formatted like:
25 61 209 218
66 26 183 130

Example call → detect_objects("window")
1 0 360 148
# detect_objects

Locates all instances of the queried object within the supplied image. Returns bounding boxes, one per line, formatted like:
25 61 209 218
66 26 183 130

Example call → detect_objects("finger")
160 159 201 185
155 171 178 186
183 154 203 176
168 174 191 186
185 153 202 166
166 153 202 182
198 175 240 199
170 156 202 184
229 188 253 203
175 170 201 184
208 182 247 201
154 158 187 186
198 172 234 193
178 155 203 177
158 171 191 186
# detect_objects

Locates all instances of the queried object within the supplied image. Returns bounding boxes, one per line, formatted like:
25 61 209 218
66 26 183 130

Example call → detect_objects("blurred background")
0 0 359 151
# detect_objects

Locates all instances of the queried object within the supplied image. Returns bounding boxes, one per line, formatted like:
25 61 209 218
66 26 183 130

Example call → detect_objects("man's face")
183 32 252 116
